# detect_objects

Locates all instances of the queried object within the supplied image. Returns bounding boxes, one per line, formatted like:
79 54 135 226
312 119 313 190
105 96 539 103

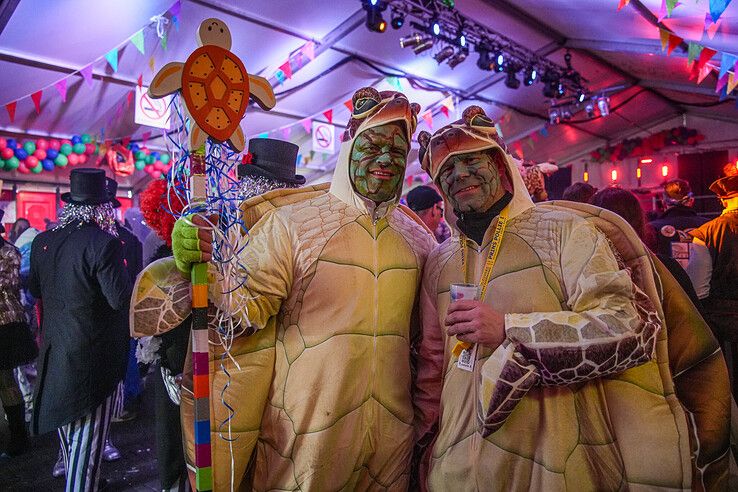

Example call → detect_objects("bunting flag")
539 126 549 137
727 72 738 93
275 70 286 84
530 131 540 142
697 64 713 84
172 15 179 31
659 28 670 50
323 109 333 124
300 118 312 133
257 132 268 138
5 101 16 123
719 53 737 79
81 64 94 87
131 30 145 55
658 0 668 22
142 131 151 145
137 74 143 88
512 141 524 158
421 111 433 129
666 0 679 16
169 0 181 16
617 0 630 10
281 127 291 139
386 77 403 92
279 61 292 80
149 56 156 72
494 123 504 138
31 90 42 114
343 99 353 112
55 79 68 103
716 73 729 92
687 43 703 67
302 41 315 61
525 137 535 149
667 34 683 55
122 136 131 147
441 96 455 112
440 106 449 118
160 33 168 51
704 13 722 40
710 0 732 22
696 47 718 70
105 48 119 72
126 90 134 107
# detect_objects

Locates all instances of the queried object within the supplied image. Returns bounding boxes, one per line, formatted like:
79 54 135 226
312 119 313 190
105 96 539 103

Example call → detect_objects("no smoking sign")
311 121 336 155
135 86 172 130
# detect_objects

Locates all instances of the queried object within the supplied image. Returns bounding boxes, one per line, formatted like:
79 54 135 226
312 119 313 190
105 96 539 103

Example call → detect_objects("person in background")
407 185 446 242
30 168 131 492
562 181 597 203
0 209 37 457
590 187 703 310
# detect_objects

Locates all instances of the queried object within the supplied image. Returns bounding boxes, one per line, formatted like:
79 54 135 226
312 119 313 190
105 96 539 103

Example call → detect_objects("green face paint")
349 123 409 204
438 150 506 213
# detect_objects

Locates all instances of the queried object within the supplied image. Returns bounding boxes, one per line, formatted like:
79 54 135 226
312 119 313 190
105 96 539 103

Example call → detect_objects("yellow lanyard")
452 206 509 357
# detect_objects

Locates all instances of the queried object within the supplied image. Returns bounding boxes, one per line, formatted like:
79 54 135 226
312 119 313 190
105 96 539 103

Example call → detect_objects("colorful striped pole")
189 148 213 491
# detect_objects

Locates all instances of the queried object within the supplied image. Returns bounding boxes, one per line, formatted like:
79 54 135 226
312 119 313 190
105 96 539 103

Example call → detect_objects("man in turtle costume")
413 106 730 491
132 88 435 490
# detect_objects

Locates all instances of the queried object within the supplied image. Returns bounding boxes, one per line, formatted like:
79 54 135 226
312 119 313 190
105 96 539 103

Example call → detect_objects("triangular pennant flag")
525 137 535 149
105 48 119 72
666 0 679 16
142 131 151 144
172 15 179 31
323 109 333 124
5 101 16 123
54 79 68 102
280 127 291 139
727 72 738 93
696 47 717 70
137 74 143 88
275 70 286 85
697 64 713 84
169 0 181 16
386 77 403 92
718 85 728 101
126 90 134 108
300 118 312 133
667 34 683 56
440 106 449 118
160 33 168 51
706 17 722 39
122 136 131 147
719 53 737 79
279 61 292 80
659 29 670 51
495 123 504 138
710 0 732 22
343 99 353 113
81 64 94 87
421 111 433 129
530 131 540 142
31 90 43 114
617 0 630 10
130 30 145 55
512 141 524 158
441 96 455 111
658 0 668 21
687 42 703 67
302 41 315 61
149 56 156 72
539 126 549 137
716 73 729 92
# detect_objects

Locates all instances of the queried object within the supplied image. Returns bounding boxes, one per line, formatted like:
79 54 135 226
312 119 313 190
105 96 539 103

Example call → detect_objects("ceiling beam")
639 79 736 98
565 38 686 58
0 0 20 35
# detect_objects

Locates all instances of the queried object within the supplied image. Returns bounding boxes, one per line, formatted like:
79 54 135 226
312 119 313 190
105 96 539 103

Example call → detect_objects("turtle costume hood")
330 88 420 219
417 105 534 232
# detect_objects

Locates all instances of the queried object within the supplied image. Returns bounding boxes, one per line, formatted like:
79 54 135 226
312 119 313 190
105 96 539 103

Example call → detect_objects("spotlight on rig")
363 0 387 33
562 106 572 120
541 71 559 98
556 82 566 97
576 89 587 104
548 107 561 125
433 46 455 64
476 46 492 70
505 65 520 89
413 38 435 54
493 51 505 72
585 100 595 118
597 96 611 117
523 66 537 86
455 26 466 48
399 33 423 48
430 16 441 36
447 48 468 69
390 9 405 29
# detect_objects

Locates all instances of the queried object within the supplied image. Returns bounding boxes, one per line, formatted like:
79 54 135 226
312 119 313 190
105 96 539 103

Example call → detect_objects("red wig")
139 179 187 246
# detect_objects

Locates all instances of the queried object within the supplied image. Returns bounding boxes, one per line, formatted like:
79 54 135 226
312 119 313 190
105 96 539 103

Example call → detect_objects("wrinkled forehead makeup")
353 122 408 148
438 148 505 177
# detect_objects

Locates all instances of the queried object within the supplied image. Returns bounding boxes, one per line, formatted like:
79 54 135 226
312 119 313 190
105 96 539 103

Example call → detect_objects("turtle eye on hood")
353 98 380 118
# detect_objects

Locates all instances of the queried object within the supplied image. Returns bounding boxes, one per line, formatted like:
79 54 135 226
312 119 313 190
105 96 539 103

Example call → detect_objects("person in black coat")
29 168 131 492
648 179 709 259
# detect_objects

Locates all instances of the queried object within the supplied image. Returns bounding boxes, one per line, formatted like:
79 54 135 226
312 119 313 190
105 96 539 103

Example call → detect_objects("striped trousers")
57 390 118 492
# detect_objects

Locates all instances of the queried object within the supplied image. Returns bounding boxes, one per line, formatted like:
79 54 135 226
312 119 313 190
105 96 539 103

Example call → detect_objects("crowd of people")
0 90 735 492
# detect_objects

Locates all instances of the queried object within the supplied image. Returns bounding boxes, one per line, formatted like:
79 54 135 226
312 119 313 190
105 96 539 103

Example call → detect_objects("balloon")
6 138 16 149
48 139 61 150
81 133 91 144
160 153 170 164
135 151 146 161
77 154 88 164
34 149 47 160
71 135 81 145
67 153 79 166
85 143 95 155
142 147 150 155
0 159 4 170
14 148 28 160
42 158 55 172
60 138 71 146
26 155 38 168
60 143 72 156
36 138 48 150
130 143 140 152
151 151 160 160
151 170 162 179
134 159 146 171
153 160 166 171
5 156 19 170
46 148 58 159
23 141 36 155
17 162 29 174
0 138 6 150
54 154 68 167
1 148 14 160
145 155 155 165
30 162 42 174
72 143 86 154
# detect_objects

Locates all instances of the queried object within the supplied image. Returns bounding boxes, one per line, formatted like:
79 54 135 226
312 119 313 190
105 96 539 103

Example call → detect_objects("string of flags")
1 0 181 135
618 0 733 24
271 41 317 86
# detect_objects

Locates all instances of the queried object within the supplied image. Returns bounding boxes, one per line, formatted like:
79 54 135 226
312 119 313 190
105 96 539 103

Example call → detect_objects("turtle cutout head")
197 18 232 50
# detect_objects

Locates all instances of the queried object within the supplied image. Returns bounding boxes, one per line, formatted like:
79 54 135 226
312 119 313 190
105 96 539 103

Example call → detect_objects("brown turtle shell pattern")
181 45 249 143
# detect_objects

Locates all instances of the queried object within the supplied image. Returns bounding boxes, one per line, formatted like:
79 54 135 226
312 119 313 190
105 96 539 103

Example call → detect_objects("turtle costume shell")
148 18 276 152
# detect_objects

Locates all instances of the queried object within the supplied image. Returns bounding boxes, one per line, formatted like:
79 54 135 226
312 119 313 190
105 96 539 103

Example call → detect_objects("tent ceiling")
0 0 735 189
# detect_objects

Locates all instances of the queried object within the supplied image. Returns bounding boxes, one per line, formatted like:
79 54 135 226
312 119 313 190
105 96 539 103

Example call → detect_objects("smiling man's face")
350 123 409 204
438 150 507 213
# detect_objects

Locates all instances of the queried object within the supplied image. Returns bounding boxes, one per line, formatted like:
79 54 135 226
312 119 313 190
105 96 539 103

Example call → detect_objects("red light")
661 165 669 177
640 158 653 164
611 169 618 181
636 167 642 179
583 171 589 182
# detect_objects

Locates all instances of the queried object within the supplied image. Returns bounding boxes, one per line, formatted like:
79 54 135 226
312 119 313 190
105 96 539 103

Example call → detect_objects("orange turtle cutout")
148 18 276 152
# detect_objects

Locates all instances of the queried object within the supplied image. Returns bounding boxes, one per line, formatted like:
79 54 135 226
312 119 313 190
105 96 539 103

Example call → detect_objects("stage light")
577 90 586 103
494 52 505 72
662 164 669 177
399 33 424 48
430 17 441 36
542 71 560 98
611 169 618 182
585 100 595 118
505 66 520 89
447 48 468 69
413 38 434 54
476 46 492 70
370 0 378 5
523 66 537 86
636 167 642 179
583 171 589 182
557 82 566 97
543 81 556 98
365 4 387 33
548 107 560 125
561 107 572 120
597 96 610 117
433 46 455 64
390 10 405 29
640 158 653 164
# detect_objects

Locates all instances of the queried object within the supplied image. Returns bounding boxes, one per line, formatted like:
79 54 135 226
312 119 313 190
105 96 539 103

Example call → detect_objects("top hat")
237 138 305 185
61 168 115 205
106 178 123 208
709 175 738 199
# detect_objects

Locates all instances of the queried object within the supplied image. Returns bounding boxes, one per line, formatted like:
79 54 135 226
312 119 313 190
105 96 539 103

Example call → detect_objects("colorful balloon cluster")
0 134 97 174
128 143 173 179
589 127 705 164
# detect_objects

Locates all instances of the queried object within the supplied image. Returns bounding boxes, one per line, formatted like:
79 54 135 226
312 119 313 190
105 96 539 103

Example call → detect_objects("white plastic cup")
450 283 480 302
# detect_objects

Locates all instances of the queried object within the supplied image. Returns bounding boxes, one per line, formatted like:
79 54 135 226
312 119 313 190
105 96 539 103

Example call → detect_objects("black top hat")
61 168 115 205
237 138 305 185
106 178 123 208
710 175 738 199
